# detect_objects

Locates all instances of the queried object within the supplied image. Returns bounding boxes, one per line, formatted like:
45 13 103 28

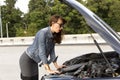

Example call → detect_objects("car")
41 0 120 80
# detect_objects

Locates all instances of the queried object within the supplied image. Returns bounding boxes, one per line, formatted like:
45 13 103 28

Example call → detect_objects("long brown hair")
49 15 66 44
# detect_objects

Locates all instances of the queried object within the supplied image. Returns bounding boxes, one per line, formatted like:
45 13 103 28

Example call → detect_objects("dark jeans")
21 74 38 80
19 52 39 80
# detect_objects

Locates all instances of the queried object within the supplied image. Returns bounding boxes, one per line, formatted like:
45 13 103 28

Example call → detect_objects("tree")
19 0 120 36
1 0 23 37
86 0 120 32
23 0 89 35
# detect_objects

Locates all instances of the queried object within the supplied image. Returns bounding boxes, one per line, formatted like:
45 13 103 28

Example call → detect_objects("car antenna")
85 26 117 77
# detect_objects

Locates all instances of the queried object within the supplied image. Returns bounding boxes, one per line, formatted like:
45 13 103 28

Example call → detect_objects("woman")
19 15 66 80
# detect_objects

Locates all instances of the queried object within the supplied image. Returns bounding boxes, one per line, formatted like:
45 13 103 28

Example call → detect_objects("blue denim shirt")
26 27 56 64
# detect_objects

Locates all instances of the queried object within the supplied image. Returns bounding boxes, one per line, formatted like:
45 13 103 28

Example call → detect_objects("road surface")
0 44 114 80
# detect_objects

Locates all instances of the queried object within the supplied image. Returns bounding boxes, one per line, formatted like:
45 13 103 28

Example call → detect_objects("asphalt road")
0 44 114 80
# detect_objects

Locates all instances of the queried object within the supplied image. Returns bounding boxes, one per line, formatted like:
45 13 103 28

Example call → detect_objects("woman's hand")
47 69 60 74
53 62 66 69
56 65 66 69
44 63 61 74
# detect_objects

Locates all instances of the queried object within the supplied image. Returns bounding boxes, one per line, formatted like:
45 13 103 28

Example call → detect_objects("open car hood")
62 0 120 54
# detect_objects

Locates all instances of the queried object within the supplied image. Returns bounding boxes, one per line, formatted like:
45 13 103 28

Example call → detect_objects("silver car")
41 0 120 80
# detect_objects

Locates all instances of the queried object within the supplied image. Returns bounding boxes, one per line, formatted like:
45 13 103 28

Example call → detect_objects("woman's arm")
38 31 48 64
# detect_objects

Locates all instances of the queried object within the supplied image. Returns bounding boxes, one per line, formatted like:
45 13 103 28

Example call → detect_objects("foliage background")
1 0 120 37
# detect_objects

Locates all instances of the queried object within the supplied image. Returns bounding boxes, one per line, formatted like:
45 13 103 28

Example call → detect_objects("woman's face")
51 19 64 33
